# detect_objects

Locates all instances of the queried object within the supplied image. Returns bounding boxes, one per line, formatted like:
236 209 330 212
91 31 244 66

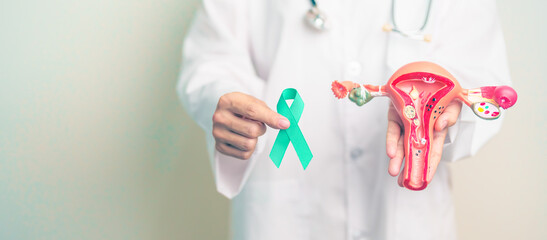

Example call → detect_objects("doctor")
178 0 510 239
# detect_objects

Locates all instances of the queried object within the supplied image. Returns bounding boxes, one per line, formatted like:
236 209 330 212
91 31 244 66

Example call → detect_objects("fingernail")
279 118 290 129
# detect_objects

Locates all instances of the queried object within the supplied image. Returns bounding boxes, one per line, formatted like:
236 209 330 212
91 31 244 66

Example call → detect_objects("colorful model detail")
331 61 517 190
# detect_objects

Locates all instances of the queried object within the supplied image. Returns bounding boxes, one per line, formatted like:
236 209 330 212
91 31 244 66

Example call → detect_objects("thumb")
435 101 462 131
264 111 290 130
249 100 290 130
229 95 290 129
246 101 289 129
240 107 289 129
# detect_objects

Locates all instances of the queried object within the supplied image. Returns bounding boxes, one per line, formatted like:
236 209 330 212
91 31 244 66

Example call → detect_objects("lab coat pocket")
243 180 309 240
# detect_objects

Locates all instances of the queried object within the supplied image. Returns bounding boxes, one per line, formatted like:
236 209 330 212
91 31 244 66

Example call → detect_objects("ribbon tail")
294 142 313 170
286 126 313 170
269 130 290 168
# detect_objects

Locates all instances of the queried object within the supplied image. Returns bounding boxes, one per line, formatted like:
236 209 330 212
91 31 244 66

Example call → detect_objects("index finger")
386 119 402 159
226 93 290 129
386 103 403 158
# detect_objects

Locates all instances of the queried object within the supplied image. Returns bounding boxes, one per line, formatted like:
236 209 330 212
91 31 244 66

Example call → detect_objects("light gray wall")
451 1 546 239
0 0 544 239
0 0 228 239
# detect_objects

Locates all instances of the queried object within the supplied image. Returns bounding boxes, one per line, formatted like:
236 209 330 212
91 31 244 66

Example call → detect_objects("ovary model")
331 61 517 190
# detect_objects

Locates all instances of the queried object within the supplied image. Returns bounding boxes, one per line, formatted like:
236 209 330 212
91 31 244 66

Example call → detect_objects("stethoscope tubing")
389 0 432 36
306 0 433 42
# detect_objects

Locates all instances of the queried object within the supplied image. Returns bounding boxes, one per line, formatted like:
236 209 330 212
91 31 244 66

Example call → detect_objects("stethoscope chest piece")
305 6 329 31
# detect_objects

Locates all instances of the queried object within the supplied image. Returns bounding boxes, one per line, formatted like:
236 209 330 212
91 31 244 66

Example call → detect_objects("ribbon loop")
269 88 313 169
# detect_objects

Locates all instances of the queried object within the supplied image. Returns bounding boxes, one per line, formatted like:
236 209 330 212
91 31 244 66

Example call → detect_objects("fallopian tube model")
331 61 517 190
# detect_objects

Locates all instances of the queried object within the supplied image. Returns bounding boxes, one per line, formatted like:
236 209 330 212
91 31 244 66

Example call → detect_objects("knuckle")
246 124 260 137
447 119 458 127
241 151 253 160
212 127 222 139
242 138 256 151
212 112 223 124
215 142 224 153
245 104 259 118
255 98 266 106
218 94 230 107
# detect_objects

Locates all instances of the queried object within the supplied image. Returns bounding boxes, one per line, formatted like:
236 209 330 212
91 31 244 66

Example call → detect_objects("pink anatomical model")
331 61 517 190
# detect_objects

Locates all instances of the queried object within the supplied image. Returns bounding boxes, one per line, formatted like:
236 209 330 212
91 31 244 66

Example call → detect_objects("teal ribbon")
269 88 313 170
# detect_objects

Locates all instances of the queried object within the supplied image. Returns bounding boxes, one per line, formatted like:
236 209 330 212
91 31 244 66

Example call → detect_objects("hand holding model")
332 61 518 190
386 99 462 188
212 92 290 160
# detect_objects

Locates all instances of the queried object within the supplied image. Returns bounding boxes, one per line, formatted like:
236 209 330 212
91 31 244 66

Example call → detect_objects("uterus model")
331 61 517 190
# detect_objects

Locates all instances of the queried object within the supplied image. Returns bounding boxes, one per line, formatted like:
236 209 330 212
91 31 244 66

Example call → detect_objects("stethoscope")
305 0 433 42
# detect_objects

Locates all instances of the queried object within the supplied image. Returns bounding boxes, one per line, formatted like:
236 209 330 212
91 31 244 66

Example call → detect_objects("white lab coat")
178 0 510 239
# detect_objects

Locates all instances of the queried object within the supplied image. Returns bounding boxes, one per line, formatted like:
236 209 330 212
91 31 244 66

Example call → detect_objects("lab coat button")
350 148 363 160
346 61 362 76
